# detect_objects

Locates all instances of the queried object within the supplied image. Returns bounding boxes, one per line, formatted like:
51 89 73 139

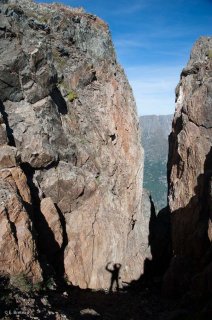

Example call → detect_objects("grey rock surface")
0 0 149 289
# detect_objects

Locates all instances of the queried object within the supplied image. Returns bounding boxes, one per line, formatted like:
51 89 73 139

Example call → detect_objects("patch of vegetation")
43 277 56 290
52 49 66 69
10 273 33 292
51 2 85 13
32 281 42 292
7 4 24 14
68 90 77 102
9 273 42 293
95 175 101 185
207 50 212 59
79 138 86 145
24 9 48 23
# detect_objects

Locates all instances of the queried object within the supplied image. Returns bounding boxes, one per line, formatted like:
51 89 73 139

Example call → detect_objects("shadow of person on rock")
105 262 122 293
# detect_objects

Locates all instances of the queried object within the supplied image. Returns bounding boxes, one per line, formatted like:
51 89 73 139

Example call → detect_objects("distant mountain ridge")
140 114 173 211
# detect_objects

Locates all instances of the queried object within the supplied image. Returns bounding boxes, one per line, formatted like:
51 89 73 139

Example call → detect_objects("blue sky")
36 0 211 115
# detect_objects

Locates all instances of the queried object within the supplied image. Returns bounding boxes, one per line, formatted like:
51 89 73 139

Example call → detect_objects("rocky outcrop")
0 0 148 289
165 37 212 296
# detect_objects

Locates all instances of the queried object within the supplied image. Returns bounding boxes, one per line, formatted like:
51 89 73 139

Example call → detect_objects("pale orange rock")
9 167 31 204
0 169 42 282
0 146 19 169
40 197 63 251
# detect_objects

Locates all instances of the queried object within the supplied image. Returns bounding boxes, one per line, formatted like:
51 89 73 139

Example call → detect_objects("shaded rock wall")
0 0 149 289
165 37 212 296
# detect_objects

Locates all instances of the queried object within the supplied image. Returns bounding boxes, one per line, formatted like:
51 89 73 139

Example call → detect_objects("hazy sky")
36 0 211 115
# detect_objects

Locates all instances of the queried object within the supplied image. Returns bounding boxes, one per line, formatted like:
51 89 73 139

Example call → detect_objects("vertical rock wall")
0 0 149 289
166 37 212 295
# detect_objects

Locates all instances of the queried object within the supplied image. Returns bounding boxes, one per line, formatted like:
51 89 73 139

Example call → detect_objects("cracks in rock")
79 70 97 87
130 217 137 231
91 208 98 281
190 117 212 130
110 167 118 180
4 207 18 244
34 157 59 171
111 183 117 195
81 155 90 168
181 65 200 78
0 100 16 146
174 114 183 135
181 110 212 129
81 256 89 289
127 212 137 238
56 165 60 205
68 247 77 282
127 200 140 237
68 246 89 288
127 165 141 190
177 157 184 179
54 204 68 277
79 101 106 143
0 78 14 88
76 186 85 199
20 162 67 279
109 133 116 143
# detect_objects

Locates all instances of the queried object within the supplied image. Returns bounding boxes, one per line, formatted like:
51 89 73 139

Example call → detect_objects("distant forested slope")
140 115 173 212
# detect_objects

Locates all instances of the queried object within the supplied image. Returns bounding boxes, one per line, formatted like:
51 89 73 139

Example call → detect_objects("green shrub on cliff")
68 90 77 102
10 274 32 292
9 274 42 292
208 50 212 59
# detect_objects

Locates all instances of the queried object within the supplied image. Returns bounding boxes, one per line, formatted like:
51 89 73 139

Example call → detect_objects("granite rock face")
165 37 212 296
0 0 148 289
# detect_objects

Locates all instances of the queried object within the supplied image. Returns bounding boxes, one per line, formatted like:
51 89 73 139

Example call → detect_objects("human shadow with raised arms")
105 262 122 293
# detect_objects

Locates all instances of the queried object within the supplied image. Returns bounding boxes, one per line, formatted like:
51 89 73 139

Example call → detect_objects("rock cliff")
165 37 212 296
0 0 149 289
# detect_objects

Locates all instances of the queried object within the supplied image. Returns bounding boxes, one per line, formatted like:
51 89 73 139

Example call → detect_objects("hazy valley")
140 114 172 212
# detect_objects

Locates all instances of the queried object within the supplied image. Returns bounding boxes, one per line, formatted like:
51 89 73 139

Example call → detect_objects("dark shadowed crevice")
109 133 116 142
50 87 68 115
0 100 16 146
37 157 60 171
20 162 67 279
76 187 85 199
163 148 212 297
4 207 18 243
141 195 172 281
54 204 68 277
